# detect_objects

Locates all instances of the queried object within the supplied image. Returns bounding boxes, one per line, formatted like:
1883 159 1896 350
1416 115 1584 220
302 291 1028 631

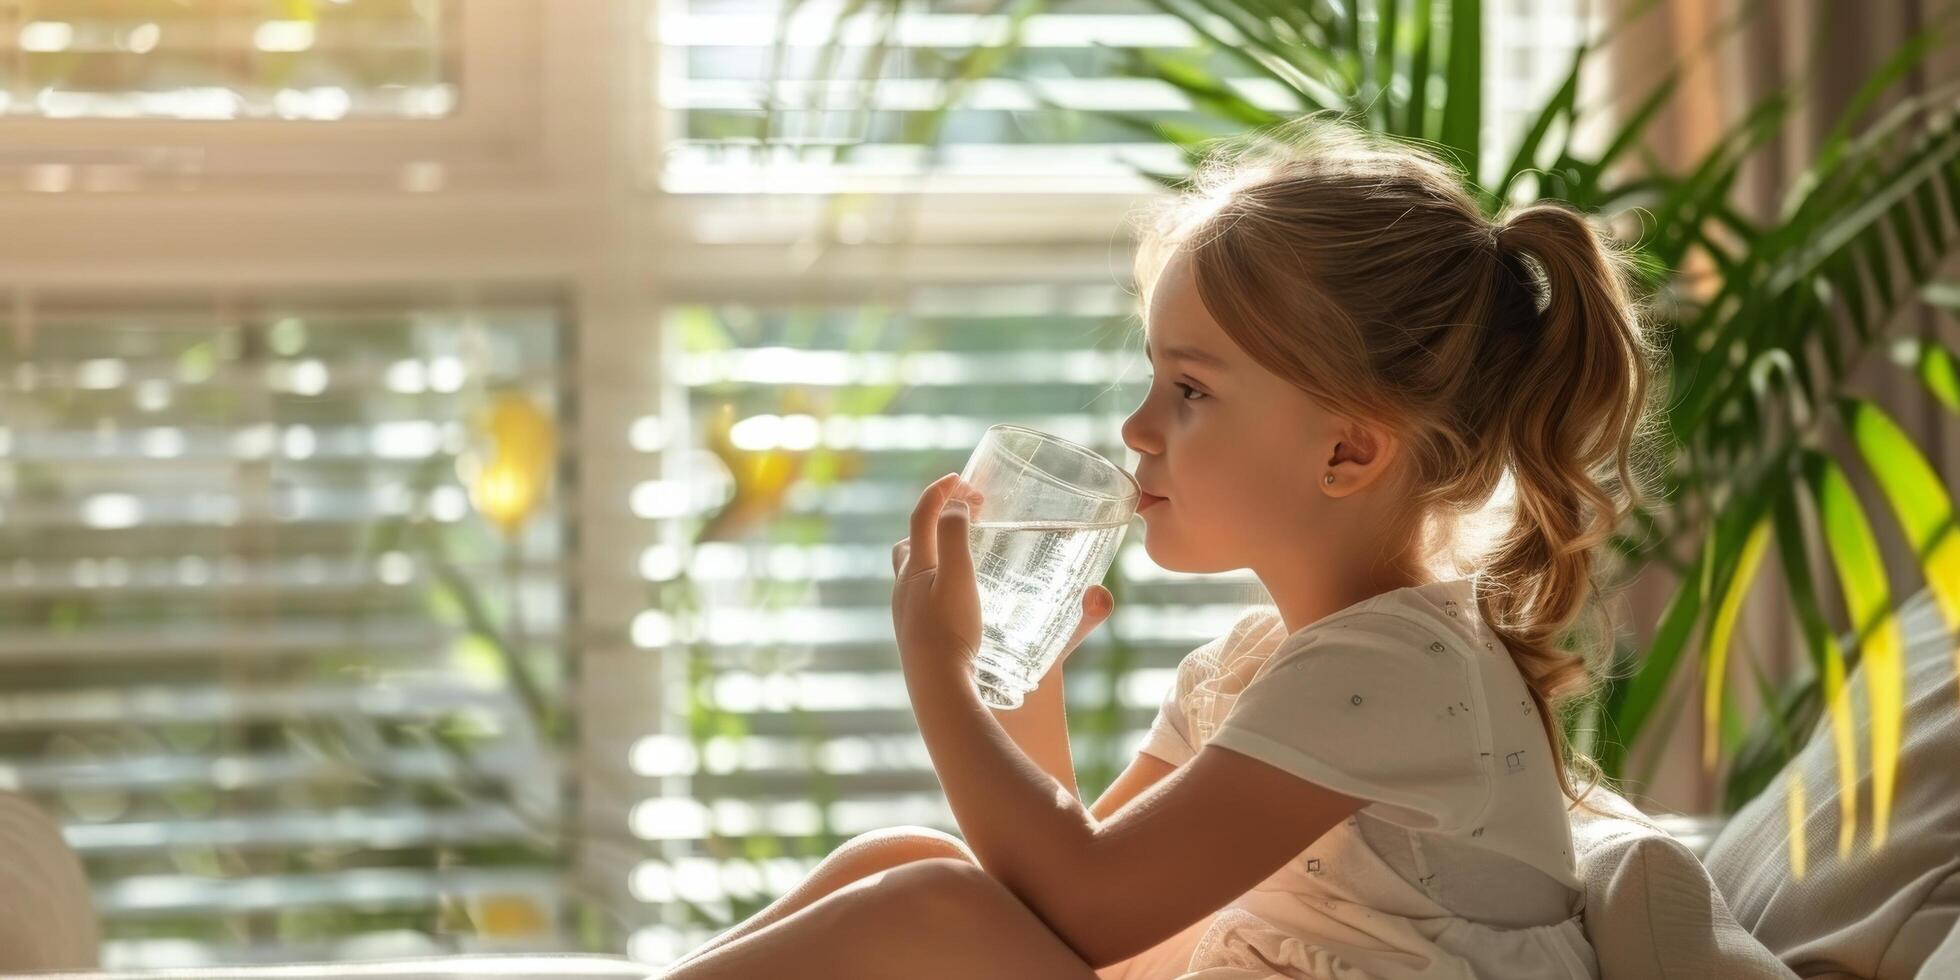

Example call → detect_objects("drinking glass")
958 424 1138 709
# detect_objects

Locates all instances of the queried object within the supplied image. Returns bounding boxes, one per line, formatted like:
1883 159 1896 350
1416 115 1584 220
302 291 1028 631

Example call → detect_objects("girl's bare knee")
859 857 997 920
837 825 977 868
860 857 1097 973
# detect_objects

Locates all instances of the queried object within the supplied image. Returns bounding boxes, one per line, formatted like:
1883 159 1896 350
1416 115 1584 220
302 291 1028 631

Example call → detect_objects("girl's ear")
1326 421 1399 493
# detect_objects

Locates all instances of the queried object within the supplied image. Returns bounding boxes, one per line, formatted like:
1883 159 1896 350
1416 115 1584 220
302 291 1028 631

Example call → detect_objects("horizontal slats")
657 0 1243 190
688 640 1189 672
658 0 1598 196
672 350 1145 387
95 867 558 918
0 366 559 402
0 4 455 123
664 9 1197 50
0 620 463 664
0 681 515 729
0 558 566 600
97 937 595 970
1 299 569 964
646 705 1162 745
2 744 536 793
67 803 547 856
2 428 465 463
681 666 1172 715
631 601 1260 651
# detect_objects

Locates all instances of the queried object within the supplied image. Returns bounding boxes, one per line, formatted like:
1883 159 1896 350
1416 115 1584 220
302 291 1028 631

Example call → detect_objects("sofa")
1570 583 1959 979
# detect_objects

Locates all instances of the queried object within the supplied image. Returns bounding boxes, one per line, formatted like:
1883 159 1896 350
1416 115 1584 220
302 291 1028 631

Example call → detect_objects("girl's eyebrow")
1145 342 1230 371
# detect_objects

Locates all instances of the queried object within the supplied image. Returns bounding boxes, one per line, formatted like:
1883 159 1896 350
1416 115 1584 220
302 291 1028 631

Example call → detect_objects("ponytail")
1478 202 1665 813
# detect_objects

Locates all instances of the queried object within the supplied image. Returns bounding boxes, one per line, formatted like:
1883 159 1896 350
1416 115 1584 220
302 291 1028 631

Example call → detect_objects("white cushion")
1571 783 1794 978
1703 586 1960 979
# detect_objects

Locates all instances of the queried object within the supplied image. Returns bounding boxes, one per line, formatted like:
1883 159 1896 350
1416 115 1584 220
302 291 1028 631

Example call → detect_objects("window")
655 0 1245 195
654 0 1603 194
0 0 457 120
0 295 572 966
0 0 542 190
1485 0 1604 189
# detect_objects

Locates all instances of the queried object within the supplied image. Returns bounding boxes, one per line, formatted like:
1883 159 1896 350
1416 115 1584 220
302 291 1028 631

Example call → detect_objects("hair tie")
1490 222 1542 333
1493 217 1521 255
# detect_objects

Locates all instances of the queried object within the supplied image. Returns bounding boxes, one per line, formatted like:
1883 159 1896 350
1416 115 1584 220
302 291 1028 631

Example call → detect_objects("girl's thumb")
1085 585 1114 619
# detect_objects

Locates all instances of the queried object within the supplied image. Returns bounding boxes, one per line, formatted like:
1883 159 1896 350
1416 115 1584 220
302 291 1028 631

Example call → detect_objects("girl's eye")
1144 373 1205 402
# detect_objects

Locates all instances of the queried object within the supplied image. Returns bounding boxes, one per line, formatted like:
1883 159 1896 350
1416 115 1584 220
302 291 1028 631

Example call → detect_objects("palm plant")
747 0 1960 854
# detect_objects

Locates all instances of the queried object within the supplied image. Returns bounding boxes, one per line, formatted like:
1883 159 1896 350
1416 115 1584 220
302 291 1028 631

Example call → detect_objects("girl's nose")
1121 406 1159 457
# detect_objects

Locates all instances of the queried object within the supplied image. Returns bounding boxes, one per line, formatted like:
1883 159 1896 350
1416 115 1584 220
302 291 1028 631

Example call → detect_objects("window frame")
0 0 543 187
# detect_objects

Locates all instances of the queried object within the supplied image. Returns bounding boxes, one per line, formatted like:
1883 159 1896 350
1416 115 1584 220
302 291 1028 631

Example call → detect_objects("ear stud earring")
1323 472 1335 485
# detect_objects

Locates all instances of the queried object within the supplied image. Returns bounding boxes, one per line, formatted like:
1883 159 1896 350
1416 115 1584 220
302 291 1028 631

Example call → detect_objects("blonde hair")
1128 114 1668 814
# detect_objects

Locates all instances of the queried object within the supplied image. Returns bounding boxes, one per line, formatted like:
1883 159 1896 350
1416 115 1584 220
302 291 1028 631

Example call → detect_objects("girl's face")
1121 245 1399 578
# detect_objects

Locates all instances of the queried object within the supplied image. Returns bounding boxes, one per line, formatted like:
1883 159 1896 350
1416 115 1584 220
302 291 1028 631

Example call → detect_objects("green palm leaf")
1436 0 1480 189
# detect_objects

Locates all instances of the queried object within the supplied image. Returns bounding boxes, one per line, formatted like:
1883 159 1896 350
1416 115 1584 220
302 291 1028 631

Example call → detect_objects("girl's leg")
654 856 1101 980
669 826 976 968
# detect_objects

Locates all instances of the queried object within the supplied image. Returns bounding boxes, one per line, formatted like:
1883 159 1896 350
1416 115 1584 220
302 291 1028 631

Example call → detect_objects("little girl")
661 116 1662 979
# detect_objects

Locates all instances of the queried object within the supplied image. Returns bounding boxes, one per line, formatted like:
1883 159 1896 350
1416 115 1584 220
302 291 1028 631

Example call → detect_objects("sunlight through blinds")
0 298 570 966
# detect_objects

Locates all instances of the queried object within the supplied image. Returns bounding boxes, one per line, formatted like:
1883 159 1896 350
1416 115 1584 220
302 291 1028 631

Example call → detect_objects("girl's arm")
979 586 1108 801
908 666 1366 969
986 667 1077 799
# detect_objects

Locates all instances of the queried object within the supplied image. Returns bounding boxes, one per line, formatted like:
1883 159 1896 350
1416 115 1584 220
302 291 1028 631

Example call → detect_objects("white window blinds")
0 0 456 120
0 297 570 966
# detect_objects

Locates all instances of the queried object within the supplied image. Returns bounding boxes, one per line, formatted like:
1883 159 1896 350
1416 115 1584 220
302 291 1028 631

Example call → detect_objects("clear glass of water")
959 424 1138 710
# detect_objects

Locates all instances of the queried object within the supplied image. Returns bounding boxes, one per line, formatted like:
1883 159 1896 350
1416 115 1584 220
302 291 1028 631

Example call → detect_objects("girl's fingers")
905 473 963 575
1065 586 1114 652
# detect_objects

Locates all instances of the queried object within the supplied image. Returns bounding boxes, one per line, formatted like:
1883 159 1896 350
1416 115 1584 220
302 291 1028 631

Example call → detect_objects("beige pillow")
1571 783 1795 978
1923 922 1960 979
1703 586 1960 979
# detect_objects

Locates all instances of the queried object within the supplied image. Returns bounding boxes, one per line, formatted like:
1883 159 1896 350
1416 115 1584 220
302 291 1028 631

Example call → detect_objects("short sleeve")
1135 607 1283 768
1135 666 1197 766
1204 610 1492 833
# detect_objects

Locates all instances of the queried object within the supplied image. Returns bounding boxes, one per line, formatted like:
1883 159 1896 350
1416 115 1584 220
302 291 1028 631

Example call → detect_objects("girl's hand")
1036 584 1114 686
890 473 1117 685
890 474 986 680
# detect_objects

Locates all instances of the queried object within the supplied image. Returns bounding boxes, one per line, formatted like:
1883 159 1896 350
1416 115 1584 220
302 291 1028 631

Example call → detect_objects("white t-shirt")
1099 576 1600 980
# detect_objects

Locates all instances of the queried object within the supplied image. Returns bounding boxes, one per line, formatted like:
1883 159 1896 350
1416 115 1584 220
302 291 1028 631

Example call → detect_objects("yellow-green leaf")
1785 774 1809 878
1773 484 1860 862
1839 398 1960 631
1805 451 1904 850
1916 341 1960 413
1704 516 1772 772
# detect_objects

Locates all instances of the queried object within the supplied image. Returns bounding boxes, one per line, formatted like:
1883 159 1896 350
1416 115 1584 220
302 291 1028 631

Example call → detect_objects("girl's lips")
1138 492 1167 512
